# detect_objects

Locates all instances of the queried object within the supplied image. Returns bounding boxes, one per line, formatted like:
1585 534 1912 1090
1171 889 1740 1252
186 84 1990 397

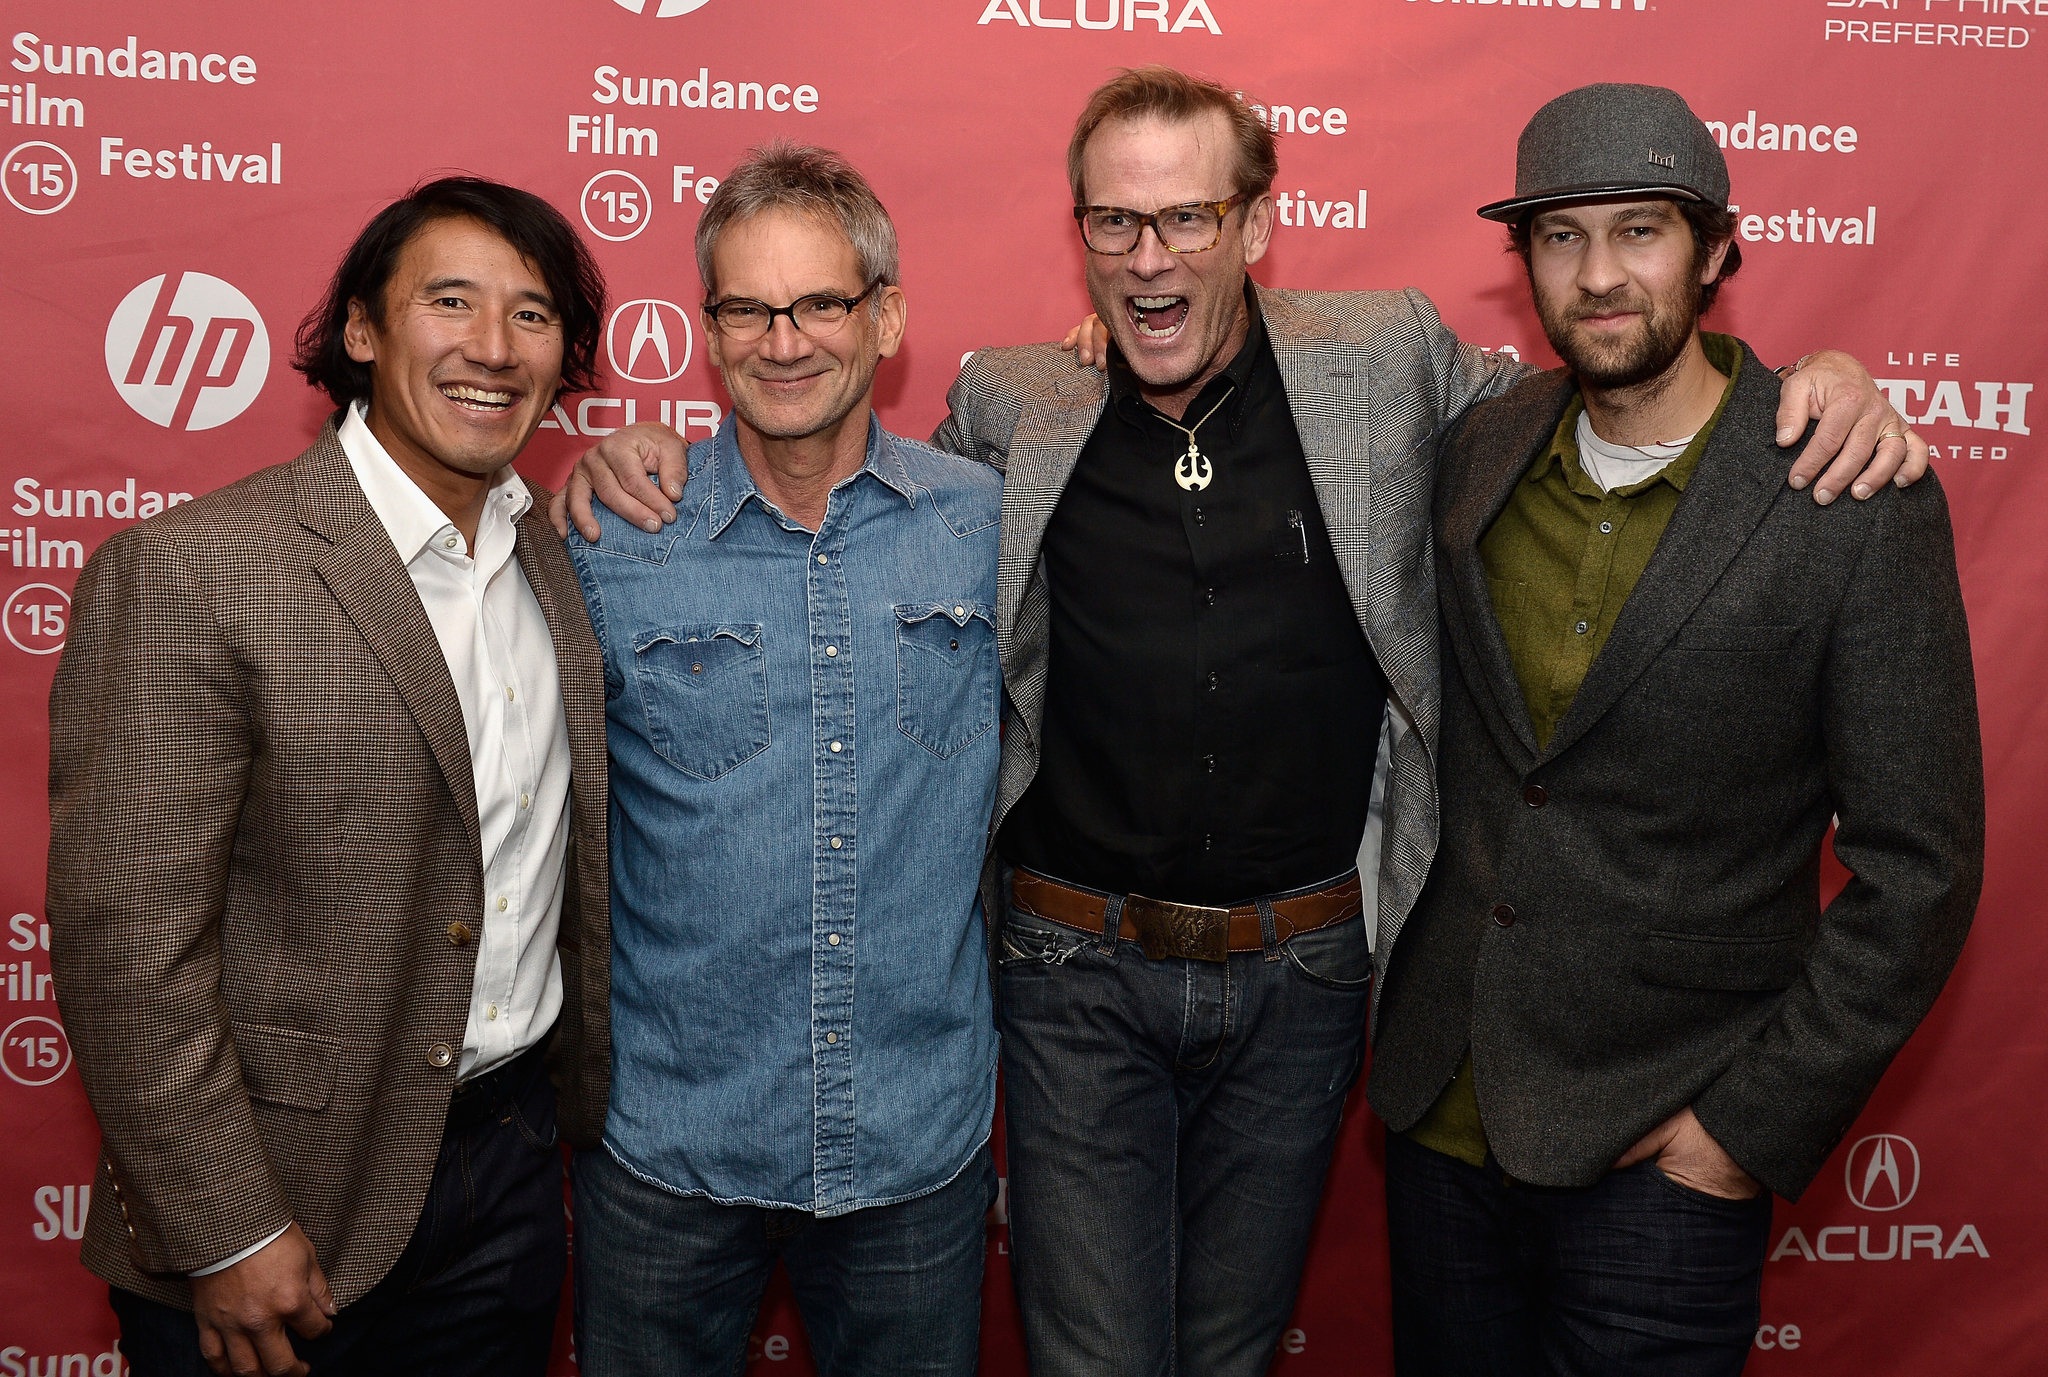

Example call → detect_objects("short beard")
1538 275 1701 392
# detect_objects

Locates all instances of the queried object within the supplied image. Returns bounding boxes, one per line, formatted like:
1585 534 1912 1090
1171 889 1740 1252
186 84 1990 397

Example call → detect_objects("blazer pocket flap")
1637 931 1803 992
231 1021 339 1111
894 601 996 631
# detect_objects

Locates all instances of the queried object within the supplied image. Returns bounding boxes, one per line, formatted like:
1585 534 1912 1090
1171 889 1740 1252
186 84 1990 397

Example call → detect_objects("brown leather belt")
1010 869 1363 963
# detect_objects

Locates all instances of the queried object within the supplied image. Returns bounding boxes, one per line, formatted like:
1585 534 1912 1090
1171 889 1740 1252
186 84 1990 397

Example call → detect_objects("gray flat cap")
1478 83 1728 223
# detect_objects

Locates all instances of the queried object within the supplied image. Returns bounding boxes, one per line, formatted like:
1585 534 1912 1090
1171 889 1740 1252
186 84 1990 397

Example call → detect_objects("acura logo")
606 298 693 385
1844 1134 1920 1212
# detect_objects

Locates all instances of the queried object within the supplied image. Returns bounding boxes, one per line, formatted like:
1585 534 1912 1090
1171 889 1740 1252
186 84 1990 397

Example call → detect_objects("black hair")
293 176 607 407
1506 198 1743 315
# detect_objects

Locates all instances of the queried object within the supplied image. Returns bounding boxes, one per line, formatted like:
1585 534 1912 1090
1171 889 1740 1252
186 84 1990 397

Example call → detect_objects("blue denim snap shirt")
569 415 1002 1215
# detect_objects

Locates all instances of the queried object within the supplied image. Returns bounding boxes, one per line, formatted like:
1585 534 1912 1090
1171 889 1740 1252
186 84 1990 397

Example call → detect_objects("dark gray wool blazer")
1366 340 1984 1201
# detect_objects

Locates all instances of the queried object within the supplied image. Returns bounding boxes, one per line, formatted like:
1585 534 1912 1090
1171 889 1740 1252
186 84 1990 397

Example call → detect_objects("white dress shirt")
197 404 575 1277
338 400 573 1079
1575 410 1696 494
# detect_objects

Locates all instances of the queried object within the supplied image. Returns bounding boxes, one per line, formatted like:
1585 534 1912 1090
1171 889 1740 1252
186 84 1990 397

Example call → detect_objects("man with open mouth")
555 66 1924 1376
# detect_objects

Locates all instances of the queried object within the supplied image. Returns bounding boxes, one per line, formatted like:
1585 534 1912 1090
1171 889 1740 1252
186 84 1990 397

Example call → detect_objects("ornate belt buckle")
1123 893 1231 963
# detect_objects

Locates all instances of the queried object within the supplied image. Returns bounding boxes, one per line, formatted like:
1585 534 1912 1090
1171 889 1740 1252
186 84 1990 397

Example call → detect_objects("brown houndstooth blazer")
45 418 611 1310
934 284 1529 1024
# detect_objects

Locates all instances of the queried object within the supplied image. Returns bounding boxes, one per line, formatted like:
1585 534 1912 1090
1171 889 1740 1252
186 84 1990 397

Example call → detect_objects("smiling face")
1077 111 1273 402
344 215 564 483
1526 198 1728 389
702 207 904 448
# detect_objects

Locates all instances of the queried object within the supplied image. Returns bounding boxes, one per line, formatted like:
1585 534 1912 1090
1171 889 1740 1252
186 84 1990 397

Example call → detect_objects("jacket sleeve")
46 527 294 1273
1405 287 1539 429
931 350 1019 473
1691 473 1985 1199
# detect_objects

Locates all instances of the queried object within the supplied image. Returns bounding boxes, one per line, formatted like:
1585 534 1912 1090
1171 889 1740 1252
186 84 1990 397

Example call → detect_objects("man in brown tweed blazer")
556 72 1923 1377
47 178 611 1377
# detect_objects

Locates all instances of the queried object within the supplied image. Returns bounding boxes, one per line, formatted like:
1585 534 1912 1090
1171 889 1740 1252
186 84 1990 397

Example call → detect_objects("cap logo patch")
1648 149 1677 168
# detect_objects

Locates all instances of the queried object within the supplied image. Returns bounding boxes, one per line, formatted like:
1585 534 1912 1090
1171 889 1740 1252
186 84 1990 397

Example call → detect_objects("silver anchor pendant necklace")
1163 385 1235 492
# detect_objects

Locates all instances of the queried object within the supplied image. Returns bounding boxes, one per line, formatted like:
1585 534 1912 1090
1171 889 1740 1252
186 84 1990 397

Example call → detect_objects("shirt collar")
703 412 915 540
1529 332 1744 498
1107 278 1268 428
337 400 531 562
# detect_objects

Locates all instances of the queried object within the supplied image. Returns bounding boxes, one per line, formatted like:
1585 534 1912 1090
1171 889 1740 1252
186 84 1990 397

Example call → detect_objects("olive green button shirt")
1405 333 1741 1168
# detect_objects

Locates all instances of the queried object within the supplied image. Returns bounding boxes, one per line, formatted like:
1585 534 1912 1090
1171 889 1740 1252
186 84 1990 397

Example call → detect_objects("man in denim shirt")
565 144 1002 1377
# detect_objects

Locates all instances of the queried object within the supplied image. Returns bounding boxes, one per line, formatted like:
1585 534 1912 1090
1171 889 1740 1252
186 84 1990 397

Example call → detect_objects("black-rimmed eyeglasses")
1073 194 1248 256
703 282 882 341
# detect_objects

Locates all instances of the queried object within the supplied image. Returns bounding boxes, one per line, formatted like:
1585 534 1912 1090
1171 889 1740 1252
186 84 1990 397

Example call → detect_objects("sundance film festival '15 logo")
1 1013 71 1087
104 271 268 430
582 169 652 243
3 138 77 214
4 583 68 654
608 298 693 385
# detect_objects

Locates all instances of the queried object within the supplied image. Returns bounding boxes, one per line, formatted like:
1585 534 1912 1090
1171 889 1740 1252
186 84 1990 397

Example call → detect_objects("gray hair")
695 142 900 301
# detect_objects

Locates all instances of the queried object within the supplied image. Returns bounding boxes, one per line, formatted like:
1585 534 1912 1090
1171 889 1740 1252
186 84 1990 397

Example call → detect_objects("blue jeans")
1384 1131 1773 1377
571 1142 995 1377
110 1042 566 1377
997 879 1374 1377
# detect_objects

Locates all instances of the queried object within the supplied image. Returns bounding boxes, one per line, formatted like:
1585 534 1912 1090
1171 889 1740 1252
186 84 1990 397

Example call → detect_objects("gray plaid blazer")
46 420 612 1309
934 283 1527 1014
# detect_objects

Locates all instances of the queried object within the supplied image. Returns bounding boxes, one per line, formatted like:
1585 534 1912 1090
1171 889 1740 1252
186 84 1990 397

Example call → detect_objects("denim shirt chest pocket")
631 623 771 780
894 601 996 759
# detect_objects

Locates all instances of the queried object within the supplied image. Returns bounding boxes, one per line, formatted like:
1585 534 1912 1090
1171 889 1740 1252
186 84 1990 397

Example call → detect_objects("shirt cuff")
189 1223 292 1277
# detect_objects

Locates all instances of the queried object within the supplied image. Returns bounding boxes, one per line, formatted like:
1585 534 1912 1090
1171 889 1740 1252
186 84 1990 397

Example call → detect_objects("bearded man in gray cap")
1367 83 1984 1376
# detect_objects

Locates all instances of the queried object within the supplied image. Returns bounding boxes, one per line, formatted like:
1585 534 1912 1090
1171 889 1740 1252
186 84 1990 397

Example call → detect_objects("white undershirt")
194 404 573 1277
1575 410 1695 494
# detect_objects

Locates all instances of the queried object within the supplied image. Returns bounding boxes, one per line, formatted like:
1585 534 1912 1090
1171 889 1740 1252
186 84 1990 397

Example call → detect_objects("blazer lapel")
995 368 1106 742
295 428 482 860
1436 377 1570 767
1263 288 1376 615
513 496 606 829
1538 346 1785 763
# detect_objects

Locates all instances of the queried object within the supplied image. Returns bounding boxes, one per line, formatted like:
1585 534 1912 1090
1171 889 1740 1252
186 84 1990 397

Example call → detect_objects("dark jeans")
1384 1131 1774 1377
997 880 1374 1377
112 1041 567 1377
571 1141 996 1377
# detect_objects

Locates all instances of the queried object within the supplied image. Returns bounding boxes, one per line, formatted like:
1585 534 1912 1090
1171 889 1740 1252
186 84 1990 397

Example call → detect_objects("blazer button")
447 921 473 946
427 1042 454 1068
1523 784 1548 807
1492 903 1517 927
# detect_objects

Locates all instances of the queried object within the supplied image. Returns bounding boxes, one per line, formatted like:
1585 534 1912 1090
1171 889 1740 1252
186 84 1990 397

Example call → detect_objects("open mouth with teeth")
1127 295 1190 340
439 382 518 413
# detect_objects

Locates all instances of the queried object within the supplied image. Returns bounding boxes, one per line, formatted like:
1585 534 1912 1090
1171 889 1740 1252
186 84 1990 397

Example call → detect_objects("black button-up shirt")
998 288 1387 906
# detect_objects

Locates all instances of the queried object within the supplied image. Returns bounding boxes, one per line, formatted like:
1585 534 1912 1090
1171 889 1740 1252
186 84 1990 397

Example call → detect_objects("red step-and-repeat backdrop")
2 0 2042 1372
